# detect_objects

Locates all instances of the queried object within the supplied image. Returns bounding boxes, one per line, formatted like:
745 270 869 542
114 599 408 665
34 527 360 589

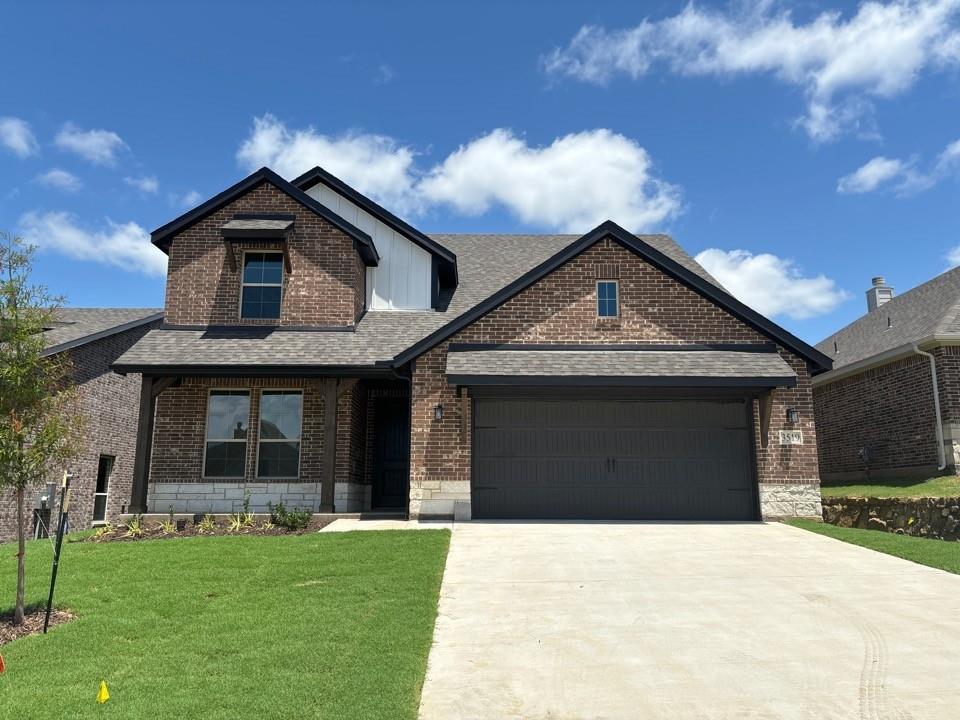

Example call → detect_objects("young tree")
0 231 81 625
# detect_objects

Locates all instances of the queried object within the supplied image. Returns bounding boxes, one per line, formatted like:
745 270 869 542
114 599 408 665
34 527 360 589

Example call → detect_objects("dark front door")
472 397 757 521
372 398 410 509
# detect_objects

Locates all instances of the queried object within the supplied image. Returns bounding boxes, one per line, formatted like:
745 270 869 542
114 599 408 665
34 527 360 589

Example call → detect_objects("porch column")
129 375 178 514
129 375 156 514
319 378 338 513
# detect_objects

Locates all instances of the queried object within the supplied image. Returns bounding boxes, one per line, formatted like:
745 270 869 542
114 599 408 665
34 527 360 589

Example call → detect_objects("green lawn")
0 530 450 719
786 519 960 574
820 475 960 499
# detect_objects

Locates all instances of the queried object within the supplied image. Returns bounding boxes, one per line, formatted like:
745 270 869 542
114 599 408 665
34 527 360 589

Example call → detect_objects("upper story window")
241 252 283 320
597 280 619 318
203 390 250 478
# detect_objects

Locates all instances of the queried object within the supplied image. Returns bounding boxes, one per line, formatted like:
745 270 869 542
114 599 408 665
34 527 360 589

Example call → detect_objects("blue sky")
2 0 959 344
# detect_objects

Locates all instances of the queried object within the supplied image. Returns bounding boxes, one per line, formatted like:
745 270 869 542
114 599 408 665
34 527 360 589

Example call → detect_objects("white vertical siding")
305 184 433 310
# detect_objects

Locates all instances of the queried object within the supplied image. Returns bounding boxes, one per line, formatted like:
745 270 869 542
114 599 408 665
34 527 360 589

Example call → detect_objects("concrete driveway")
418 522 960 720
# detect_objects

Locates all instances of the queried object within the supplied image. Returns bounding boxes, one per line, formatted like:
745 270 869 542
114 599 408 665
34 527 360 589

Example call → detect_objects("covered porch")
125 371 411 517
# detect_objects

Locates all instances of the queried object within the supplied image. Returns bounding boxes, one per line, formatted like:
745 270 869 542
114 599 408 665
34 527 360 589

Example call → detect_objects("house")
0 308 163 541
112 166 831 522
815 272 960 482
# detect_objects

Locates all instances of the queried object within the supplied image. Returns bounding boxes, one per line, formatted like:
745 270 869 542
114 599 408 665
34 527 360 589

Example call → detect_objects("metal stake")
44 472 71 634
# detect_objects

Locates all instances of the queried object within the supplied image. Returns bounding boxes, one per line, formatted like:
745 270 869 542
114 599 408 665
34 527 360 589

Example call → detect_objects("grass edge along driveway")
0 529 450 720
786 519 960 575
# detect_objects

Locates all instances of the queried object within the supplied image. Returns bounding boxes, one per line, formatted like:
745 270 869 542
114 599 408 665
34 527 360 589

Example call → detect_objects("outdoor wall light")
786 407 799 424
434 404 444 421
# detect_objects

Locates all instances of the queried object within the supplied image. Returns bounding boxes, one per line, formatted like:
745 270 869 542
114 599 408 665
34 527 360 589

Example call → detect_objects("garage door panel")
472 398 757 520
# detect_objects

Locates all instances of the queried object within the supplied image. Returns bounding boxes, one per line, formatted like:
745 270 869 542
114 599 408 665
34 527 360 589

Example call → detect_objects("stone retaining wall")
821 496 960 541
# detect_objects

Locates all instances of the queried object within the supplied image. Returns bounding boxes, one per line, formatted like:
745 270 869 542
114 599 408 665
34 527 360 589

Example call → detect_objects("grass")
820 475 960 499
0 530 450 719
786 519 960 575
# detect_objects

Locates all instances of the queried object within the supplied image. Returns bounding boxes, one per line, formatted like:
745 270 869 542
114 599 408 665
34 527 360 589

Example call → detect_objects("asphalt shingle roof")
445 349 796 383
816 267 960 370
42 308 163 356
114 233 724 370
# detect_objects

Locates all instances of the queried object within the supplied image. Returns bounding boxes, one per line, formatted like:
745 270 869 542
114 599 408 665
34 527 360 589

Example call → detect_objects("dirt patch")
0 607 75 646
78 517 332 543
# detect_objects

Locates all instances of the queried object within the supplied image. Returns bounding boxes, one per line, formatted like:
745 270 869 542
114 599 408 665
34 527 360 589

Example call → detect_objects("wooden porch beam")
319 378 338 513
759 391 773 449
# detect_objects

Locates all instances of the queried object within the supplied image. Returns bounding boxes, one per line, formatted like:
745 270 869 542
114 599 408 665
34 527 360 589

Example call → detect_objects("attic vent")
595 263 620 279
834 340 838 354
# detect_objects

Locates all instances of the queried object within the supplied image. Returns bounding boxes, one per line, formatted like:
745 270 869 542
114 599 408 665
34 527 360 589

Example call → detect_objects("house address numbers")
778 430 804 446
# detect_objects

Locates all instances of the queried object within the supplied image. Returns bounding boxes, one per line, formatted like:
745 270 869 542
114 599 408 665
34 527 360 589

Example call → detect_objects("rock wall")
821 497 960 541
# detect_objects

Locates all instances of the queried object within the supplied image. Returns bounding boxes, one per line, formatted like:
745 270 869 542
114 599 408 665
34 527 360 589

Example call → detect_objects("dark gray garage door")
472 398 756 520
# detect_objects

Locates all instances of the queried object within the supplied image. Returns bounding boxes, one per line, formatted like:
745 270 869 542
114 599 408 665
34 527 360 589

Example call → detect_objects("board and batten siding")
305 184 433 310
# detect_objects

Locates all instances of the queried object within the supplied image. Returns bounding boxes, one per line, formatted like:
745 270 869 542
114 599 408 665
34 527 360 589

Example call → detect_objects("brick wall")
164 181 365 327
409 239 821 518
148 376 369 512
0 320 160 541
150 377 325 485
813 355 940 480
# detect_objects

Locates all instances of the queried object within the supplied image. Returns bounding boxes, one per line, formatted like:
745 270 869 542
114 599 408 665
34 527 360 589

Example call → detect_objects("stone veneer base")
758 483 823 520
147 482 371 514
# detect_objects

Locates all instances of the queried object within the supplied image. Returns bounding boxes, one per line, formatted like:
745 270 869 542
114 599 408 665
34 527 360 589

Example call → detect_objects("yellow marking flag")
96 680 110 704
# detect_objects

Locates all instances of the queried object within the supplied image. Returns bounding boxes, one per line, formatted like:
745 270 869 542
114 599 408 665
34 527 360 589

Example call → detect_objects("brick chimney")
866 276 894 313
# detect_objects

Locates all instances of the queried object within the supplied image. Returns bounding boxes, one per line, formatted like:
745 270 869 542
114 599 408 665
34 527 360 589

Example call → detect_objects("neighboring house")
0 308 163 541
815 273 960 482
112 166 832 522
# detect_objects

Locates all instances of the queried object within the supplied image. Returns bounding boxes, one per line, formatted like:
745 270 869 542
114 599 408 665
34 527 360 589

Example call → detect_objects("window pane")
241 285 281 319
93 494 107 522
258 441 300 478
243 252 283 284
205 441 247 477
260 391 302 440
206 391 250 439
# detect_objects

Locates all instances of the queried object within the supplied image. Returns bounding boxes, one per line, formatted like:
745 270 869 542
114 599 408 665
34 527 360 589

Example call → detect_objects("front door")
372 398 410 509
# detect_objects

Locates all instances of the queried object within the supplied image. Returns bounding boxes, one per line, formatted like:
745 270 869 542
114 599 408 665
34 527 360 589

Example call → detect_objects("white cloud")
837 156 907 193
544 0 960 141
838 137 960 194
18 211 166 276
35 168 82 193
237 114 420 213
0 116 38 157
375 64 395 84
124 175 159 193
238 116 681 232
54 123 128 165
179 190 202 207
695 248 850 319
419 129 681 232
947 245 960 267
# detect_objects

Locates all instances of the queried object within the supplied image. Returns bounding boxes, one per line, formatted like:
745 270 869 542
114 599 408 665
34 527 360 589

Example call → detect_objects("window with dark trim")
203 390 250 478
257 390 303 478
597 280 619 318
241 252 283 319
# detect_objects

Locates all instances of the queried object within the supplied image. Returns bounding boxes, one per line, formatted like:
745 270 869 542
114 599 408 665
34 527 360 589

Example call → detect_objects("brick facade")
813 346 960 481
164 181 365 328
147 376 372 513
0 321 160 542
408 239 822 519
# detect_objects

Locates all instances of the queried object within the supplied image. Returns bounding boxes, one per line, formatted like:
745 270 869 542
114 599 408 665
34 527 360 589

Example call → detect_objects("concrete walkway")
318 518 453 532
418 521 960 720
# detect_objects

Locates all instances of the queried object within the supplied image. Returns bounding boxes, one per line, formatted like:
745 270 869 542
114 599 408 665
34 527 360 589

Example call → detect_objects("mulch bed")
77 517 333 543
0 607 75 646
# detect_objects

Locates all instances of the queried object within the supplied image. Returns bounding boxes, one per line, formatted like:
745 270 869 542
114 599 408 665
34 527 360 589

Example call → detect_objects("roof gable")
150 167 379 265
393 221 832 372
292 165 457 287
